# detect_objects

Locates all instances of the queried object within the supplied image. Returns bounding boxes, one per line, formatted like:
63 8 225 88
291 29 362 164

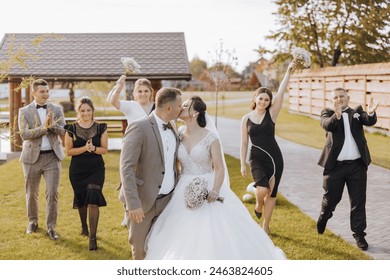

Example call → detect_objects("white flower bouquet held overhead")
291 47 311 68
121 57 142 75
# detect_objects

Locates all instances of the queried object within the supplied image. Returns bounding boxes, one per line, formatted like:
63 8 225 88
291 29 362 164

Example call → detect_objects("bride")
144 96 286 260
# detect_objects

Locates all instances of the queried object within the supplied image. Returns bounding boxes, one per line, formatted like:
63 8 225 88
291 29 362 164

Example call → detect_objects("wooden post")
323 77 326 109
151 80 162 101
363 75 367 109
9 78 23 152
309 78 313 115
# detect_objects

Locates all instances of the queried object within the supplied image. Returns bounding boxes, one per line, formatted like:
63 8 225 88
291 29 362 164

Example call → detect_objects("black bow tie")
163 122 173 130
36 104 47 109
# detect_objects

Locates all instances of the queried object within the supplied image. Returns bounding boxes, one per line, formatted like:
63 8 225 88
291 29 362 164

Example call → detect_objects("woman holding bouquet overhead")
240 61 296 235
107 75 155 227
144 96 285 260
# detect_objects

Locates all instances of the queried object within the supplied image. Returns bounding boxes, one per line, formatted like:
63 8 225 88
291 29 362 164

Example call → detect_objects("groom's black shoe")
316 213 332 234
353 234 368 251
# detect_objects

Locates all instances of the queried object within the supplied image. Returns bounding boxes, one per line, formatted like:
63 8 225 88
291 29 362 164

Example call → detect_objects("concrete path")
214 116 390 260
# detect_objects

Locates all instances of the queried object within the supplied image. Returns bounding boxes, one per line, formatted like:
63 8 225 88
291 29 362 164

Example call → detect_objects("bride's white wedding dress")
144 131 286 260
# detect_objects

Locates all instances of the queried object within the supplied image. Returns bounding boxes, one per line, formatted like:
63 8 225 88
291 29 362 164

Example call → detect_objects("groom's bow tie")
36 104 47 109
163 122 173 130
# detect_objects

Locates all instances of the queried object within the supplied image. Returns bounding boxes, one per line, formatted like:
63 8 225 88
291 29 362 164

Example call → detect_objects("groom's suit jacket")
120 114 179 213
317 105 377 170
18 102 65 164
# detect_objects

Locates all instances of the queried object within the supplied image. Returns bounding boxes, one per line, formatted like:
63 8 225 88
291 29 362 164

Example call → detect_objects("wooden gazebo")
0 32 192 151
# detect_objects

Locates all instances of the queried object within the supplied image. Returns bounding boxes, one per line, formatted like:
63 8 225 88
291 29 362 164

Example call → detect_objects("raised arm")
107 75 126 110
269 61 296 122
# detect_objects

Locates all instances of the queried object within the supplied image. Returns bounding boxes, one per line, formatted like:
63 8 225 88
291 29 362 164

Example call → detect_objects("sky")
0 0 280 72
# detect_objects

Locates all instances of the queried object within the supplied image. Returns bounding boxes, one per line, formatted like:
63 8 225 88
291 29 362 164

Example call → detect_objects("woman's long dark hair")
188 96 207 127
252 87 273 110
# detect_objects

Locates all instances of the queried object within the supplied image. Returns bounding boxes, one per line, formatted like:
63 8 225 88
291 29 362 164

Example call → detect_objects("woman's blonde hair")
133 78 154 102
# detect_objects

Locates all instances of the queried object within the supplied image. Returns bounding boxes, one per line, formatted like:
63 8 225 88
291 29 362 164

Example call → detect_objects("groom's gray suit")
120 113 179 260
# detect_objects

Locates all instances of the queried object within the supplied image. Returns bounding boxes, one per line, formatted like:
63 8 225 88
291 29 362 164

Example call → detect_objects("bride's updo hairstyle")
189 96 207 127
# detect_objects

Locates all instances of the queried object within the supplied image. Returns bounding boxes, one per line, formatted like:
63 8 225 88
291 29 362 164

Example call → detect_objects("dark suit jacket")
318 105 377 170
120 114 179 213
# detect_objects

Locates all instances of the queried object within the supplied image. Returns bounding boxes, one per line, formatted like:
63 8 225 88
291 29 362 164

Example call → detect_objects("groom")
120 87 182 259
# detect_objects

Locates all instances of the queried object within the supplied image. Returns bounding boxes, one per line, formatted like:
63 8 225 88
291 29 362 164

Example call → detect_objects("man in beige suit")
18 79 65 240
120 87 182 259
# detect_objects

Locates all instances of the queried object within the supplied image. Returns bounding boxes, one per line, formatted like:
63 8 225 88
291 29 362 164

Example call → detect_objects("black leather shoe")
26 222 38 234
254 210 262 219
47 229 59 240
316 213 332 234
353 234 368 251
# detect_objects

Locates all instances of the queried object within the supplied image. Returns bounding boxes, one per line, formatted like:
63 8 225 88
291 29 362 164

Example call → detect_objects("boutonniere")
353 113 360 120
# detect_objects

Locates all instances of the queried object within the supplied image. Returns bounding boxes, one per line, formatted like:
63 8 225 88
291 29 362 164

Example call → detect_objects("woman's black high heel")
254 210 262 219
81 226 89 236
89 238 97 251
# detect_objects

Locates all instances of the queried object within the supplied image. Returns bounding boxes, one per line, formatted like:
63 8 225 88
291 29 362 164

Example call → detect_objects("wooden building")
288 62 390 133
0 32 192 151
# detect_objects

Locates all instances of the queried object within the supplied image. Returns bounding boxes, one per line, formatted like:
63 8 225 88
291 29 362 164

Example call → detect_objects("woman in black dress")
240 61 296 234
64 97 108 250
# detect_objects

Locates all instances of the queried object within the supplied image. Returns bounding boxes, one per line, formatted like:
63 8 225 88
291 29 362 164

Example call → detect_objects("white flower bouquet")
121 57 141 75
184 177 224 209
291 47 311 68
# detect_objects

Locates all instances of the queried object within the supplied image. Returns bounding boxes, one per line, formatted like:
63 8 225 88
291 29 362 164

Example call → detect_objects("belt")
40 150 54 154
156 188 174 199
336 158 361 165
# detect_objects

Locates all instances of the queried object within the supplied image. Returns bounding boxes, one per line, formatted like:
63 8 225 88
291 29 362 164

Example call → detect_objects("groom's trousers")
128 193 172 260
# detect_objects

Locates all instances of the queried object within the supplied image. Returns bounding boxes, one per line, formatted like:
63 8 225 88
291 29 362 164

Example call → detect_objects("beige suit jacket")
18 102 66 164
120 114 179 213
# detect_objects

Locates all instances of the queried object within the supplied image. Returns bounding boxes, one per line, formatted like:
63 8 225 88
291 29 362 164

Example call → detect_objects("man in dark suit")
18 79 65 240
317 87 378 251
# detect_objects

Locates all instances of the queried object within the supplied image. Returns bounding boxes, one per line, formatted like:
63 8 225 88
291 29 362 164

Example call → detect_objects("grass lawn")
0 151 370 260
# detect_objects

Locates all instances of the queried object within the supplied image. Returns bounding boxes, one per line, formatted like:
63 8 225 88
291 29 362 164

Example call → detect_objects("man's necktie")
36 104 47 109
163 122 173 130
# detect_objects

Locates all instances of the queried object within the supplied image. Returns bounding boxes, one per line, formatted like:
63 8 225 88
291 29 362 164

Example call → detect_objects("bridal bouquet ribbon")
291 47 311 68
121 57 141 75
184 177 224 209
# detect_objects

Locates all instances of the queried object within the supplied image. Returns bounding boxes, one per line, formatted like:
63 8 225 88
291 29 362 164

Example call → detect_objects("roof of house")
0 32 192 81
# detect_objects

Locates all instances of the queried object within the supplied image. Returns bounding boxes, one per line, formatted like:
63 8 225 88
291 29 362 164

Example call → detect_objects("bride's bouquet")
184 177 224 209
121 57 142 75
291 47 311 68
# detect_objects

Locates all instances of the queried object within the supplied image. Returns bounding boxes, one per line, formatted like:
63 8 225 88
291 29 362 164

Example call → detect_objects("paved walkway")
214 116 390 260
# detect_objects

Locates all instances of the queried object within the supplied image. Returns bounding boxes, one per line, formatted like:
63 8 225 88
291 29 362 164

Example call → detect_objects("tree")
208 40 238 127
190 56 208 79
266 0 390 67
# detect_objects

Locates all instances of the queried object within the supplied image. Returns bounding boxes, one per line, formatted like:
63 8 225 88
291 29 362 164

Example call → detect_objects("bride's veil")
205 112 231 190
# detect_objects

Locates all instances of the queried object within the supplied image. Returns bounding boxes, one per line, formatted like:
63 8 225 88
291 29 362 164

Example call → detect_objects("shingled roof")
0 32 191 81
